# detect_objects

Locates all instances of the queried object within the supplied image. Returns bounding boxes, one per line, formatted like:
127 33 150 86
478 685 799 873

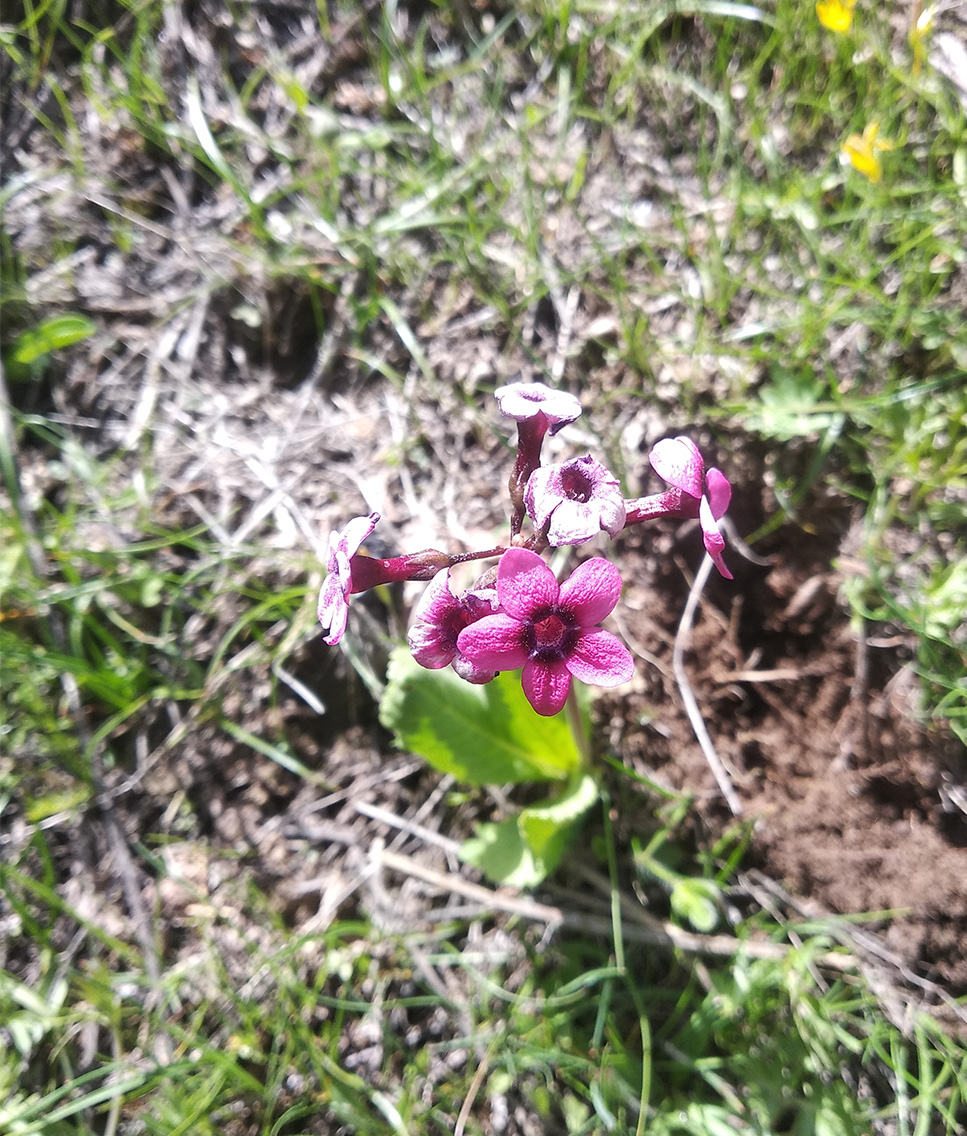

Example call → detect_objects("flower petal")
521 658 572 716
546 500 602 546
494 382 582 431
333 512 380 566
699 496 733 580
452 653 498 684
457 614 529 671
566 629 635 687
595 491 627 540
649 437 704 499
407 570 460 669
318 574 349 646
523 464 562 529
558 557 623 626
496 548 559 619
705 468 732 520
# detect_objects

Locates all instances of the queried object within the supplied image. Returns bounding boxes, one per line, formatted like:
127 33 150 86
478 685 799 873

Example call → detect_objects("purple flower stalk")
456 548 634 717
624 436 733 579
346 548 452 593
525 454 626 547
317 512 380 645
494 382 583 537
408 570 500 684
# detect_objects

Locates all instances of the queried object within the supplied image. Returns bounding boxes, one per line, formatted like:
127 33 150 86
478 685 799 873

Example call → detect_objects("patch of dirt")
603 511 967 993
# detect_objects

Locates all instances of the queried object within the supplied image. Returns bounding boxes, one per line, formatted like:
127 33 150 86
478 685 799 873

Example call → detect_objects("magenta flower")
456 548 634 716
495 382 583 537
525 455 626 547
408 570 500 684
317 512 380 645
624 437 733 580
494 381 583 436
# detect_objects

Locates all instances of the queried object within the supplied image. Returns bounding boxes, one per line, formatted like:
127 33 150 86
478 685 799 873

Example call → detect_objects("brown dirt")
601 508 967 994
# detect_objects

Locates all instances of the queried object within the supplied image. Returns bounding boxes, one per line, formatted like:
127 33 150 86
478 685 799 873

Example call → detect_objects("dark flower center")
442 608 471 646
560 466 593 503
526 607 578 662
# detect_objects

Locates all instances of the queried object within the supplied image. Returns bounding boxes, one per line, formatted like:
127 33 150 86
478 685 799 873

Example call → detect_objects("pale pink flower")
625 437 733 580
493 381 582 436
408 570 499 684
495 382 584 537
525 455 626 546
457 548 634 716
317 512 380 645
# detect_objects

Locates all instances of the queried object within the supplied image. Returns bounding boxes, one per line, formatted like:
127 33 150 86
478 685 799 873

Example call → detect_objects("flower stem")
448 546 507 566
565 686 592 770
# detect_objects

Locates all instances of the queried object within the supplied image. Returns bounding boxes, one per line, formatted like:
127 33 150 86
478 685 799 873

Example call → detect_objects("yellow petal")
862 122 895 152
841 135 883 183
816 0 855 34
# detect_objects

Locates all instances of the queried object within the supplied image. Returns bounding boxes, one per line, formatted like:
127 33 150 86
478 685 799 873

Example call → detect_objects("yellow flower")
816 0 857 34
841 122 895 184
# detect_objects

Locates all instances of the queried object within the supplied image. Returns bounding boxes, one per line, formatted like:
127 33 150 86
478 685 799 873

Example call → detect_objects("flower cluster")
318 383 734 715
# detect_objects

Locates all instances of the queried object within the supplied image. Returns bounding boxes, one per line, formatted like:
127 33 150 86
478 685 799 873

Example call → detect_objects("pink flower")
525 455 626 546
408 570 500 684
317 512 380 645
495 382 584 537
493 381 582 436
625 437 733 580
456 548 634 716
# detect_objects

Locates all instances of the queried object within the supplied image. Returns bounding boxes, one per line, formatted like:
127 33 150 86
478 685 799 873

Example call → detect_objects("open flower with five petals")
525 454 626 547
456 548 634 717
408 570 500 684
494 381 582 435
624 437 733 579
318 513 454 645
317 512 380 645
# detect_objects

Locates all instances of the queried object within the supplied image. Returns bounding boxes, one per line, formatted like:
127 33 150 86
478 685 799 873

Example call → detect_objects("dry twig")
673 555 743 815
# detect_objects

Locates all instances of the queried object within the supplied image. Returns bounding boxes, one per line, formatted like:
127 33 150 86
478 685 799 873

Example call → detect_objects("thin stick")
454 1054 490 1136
375 848 855 972
672 555 743 815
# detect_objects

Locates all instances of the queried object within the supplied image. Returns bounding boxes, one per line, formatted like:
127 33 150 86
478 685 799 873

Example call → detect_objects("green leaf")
744 365 837 441
459 772 599 887
24 785 92 823
670 877 721 933
379 647 580 785
922 560 967 640
8 315 97 369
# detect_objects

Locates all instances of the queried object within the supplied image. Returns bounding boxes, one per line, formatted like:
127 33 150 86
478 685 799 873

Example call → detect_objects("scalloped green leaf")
379 647 580 785
459 772 599 887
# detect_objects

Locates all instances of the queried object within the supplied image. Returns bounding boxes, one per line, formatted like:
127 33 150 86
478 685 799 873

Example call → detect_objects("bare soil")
603 499 967 995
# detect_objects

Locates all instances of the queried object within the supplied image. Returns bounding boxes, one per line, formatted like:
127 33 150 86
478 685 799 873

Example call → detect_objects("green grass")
2 810 965 1134
2 0 966 1132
